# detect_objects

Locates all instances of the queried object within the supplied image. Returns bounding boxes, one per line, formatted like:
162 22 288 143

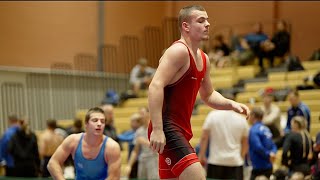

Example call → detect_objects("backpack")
309 48 320 61
286 55 305 71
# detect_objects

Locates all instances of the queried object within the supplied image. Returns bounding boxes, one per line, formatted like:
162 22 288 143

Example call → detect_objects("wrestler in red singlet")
148 40 206 178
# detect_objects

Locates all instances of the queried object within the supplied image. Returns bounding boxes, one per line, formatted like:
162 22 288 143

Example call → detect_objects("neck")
180 35 201 54
84 133 103 146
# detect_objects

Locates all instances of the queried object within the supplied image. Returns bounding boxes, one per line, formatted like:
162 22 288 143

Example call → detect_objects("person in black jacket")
7 119 40 177
282 116 313 176
268 20 291 67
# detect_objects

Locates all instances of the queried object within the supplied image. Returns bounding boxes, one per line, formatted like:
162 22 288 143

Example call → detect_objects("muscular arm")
241 136 249 159
199 129 209 165
47 135 76 180
199 55 250 117
105 138 121 180
148 44 189 153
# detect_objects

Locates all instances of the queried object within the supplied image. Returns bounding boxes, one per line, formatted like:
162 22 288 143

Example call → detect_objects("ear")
182 22 190 32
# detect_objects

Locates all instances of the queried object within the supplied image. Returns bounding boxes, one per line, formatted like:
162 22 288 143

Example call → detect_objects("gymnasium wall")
0 2 319 70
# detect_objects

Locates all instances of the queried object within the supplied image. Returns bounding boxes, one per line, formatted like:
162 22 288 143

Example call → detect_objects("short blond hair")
178 5 206 32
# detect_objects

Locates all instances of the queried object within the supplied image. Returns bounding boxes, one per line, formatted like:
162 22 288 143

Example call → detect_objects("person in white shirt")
199 94 249 179
129 58 155 96
260 88 282 141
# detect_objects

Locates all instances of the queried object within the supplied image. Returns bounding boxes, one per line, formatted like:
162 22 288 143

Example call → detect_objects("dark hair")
288 90 299 97
85 107 105 123
47 119 57 129
73 118 83 129
178 5 206 32
250 107 264 120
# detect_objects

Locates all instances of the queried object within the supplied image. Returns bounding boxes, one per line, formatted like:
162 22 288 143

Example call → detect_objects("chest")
81 141 103 160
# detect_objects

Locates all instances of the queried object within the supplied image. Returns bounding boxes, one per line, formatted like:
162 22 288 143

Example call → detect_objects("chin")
201 36 209 41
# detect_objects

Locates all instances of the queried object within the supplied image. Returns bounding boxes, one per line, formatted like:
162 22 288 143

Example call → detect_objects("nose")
205 20 210 27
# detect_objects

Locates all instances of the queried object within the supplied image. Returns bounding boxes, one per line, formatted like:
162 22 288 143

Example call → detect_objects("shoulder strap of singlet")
173 40 207 72
172 40 192 56
200 50 207 73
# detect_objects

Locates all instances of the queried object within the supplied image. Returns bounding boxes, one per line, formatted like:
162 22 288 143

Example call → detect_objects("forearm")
47 161 66 180
241 137 248 159
148 83 164 130
203 90 233 110
199 135 209 159
127 149 138 167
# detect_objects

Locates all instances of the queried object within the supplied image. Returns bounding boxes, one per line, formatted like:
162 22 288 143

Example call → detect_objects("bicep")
50 138 73 165
199 56 214 99
106 140 121 177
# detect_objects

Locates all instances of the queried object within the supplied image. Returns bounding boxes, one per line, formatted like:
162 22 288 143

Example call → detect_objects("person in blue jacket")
0 114 20 176
248 107 277 180
285 90 311 133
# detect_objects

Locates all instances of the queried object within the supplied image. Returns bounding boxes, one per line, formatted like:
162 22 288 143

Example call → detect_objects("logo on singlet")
191 77 197 80
77 162 84 169
165 157 171 166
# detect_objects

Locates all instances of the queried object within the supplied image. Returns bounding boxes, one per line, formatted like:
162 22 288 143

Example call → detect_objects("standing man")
148 5 250 180
198 94 249 180
47 107 121 180
38 119 64 177
0 114 20 176
101 104 119 144
286 91 311 132
248 107 277 180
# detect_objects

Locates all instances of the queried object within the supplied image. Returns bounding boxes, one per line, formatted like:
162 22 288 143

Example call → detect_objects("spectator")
248 107 277 180
0 114 20 176
311 131 320 179
286 91 311 133
38 119 64 177
129 58 155 96
260 88 282 141
66 118 84 135
7 119 40 177
290 171 305 180
208 34 231 68
126 109 159 180
230 36 256 66
269 20 291 65
282 116 313 176
101 104 119 144
118 112 142 180
244 22 272 73
118 113 142 158
198 101 249 180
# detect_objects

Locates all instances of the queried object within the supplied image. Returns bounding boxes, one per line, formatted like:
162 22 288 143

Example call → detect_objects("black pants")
5 166 15 177
207 164 243 180
250 168 273 180
129 161 138 179
42 156 51 177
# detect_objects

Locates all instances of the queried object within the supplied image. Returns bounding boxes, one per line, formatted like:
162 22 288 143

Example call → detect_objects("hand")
231 101 250 119
269 152 276 163
149 129 166 154
199 155 207 167
125 165 132 178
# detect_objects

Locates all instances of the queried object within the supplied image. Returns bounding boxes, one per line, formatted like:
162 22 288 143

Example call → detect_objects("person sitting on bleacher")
285 90 311 133
129 58 155 97
244 22 273 73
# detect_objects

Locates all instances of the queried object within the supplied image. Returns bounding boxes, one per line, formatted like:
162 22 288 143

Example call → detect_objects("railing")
0 66 129 135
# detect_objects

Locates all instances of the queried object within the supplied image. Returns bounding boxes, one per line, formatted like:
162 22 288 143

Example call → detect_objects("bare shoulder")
161 42 189 63
62 133 82 149
106 137 121 152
